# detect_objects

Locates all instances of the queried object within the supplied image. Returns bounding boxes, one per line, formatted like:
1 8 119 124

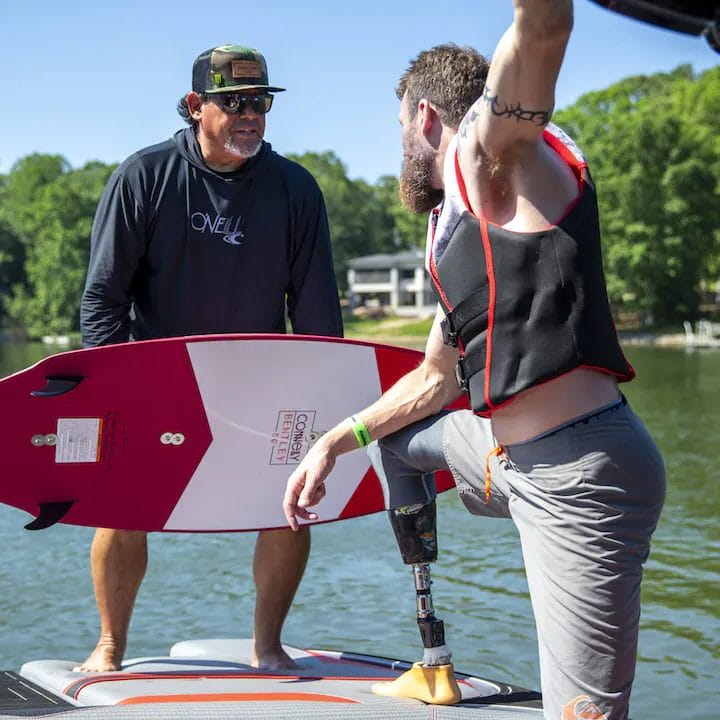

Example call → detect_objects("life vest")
427 127 635 416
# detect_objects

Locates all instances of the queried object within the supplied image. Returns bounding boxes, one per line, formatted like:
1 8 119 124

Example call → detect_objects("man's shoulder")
263 149 322 192
114 137 180 180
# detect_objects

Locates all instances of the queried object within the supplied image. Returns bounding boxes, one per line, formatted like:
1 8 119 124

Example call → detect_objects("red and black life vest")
426 128 635 416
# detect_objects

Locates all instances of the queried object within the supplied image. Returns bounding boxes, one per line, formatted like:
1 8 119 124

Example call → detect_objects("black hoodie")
80 127 342 346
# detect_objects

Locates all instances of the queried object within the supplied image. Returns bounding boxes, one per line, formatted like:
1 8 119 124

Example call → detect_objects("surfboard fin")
31 376 85 397
24 501 75 530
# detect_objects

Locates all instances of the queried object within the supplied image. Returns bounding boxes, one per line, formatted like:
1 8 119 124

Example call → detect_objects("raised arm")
282 308 461 529
458 0 573 163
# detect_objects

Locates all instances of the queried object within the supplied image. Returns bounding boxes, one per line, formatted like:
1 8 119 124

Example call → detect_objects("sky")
1 0 718 184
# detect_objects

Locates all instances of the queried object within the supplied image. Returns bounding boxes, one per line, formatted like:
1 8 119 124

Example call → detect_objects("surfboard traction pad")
8 639 542 718
0 670 76 715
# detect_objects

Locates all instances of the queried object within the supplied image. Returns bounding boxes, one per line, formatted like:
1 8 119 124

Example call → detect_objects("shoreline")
348 331 693 351
0 329 701 351
618 332 688 347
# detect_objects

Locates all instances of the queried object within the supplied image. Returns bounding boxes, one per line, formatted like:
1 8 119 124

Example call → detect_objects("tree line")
0 64 717 338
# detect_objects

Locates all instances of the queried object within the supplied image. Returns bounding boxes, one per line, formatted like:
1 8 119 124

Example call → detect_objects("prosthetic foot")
371 500 461 705
371 661 460 705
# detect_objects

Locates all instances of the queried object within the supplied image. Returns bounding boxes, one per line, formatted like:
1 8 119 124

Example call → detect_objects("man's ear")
187 92 204 120
418 99 442 146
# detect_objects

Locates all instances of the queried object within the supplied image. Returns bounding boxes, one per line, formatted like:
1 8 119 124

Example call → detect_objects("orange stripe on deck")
117 692 360 705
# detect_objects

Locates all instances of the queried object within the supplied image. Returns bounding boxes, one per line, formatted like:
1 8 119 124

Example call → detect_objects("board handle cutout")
31 376 85 397
24 501 75 530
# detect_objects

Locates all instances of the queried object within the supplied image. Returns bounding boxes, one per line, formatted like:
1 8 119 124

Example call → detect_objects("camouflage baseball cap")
192 45 286 94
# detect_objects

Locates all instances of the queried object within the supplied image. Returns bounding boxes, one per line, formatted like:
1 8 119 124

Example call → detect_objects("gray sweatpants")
368 398 665 720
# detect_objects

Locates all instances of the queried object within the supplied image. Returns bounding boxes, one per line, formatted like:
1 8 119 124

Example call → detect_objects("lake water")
0 340 717 719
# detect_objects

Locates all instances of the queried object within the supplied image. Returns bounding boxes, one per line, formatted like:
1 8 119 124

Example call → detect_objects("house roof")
347 249 425 270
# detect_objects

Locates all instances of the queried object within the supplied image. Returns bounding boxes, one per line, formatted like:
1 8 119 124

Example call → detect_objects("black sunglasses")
212 93 274 115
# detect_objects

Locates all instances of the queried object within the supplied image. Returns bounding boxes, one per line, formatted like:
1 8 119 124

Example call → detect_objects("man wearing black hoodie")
79 45 342 672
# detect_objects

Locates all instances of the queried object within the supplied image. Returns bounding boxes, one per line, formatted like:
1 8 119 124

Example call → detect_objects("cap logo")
231 60 262 78
212 73 224 88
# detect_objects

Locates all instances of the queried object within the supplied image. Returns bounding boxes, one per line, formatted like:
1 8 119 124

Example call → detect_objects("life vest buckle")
441 317 458 347
454 357 469 391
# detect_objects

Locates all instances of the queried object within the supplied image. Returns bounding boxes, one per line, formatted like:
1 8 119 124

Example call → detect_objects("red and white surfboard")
0 335 459 532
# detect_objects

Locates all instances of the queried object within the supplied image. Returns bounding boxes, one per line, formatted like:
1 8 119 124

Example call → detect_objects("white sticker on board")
55 418 102 463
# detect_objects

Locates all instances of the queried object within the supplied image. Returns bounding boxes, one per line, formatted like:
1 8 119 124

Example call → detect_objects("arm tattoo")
457 87 551 166
459 85 551 140
480 85 551 126
459 103 481 139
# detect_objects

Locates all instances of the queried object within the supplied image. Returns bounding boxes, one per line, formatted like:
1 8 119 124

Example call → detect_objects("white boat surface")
1 638 542 718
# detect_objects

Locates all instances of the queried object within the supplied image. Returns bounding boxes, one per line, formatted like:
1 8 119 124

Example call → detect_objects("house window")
354 270 391 283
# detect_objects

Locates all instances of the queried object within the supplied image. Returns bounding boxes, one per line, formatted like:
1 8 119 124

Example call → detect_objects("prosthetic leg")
371 500 461 705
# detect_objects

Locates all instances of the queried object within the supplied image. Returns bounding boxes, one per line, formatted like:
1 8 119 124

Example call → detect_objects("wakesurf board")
0 334 460 532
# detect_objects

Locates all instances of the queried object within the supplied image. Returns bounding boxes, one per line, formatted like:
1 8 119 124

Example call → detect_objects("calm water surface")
0 341 717 719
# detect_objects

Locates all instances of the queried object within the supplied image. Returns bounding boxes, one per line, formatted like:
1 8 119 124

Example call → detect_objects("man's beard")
224 136 262 159
398 139 443 214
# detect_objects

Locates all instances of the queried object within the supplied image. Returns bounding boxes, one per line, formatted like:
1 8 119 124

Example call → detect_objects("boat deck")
1 639 542 719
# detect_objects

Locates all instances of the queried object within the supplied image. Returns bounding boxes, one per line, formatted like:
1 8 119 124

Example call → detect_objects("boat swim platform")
1 638 542 719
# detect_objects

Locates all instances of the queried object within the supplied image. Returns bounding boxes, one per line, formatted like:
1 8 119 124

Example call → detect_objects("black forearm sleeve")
287 190 343 338
80 170 146 347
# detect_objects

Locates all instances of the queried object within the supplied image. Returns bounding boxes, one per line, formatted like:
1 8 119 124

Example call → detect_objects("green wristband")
350 415 372 448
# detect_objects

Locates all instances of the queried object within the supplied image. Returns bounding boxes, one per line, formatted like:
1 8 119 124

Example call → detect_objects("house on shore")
347 249 436 317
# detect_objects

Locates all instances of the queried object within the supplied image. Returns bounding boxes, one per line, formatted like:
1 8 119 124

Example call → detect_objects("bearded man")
283 4 665 719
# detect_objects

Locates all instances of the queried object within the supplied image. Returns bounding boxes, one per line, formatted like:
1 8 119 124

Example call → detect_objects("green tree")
289 151 393 290
1 154 70 237
3 161 113 336
0 216 24 318
374 175 427 250
0 154 72 327
554 65 720 324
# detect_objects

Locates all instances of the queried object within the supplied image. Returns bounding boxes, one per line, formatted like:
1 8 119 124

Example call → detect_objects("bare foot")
252 646 299 671
73 641 124 673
